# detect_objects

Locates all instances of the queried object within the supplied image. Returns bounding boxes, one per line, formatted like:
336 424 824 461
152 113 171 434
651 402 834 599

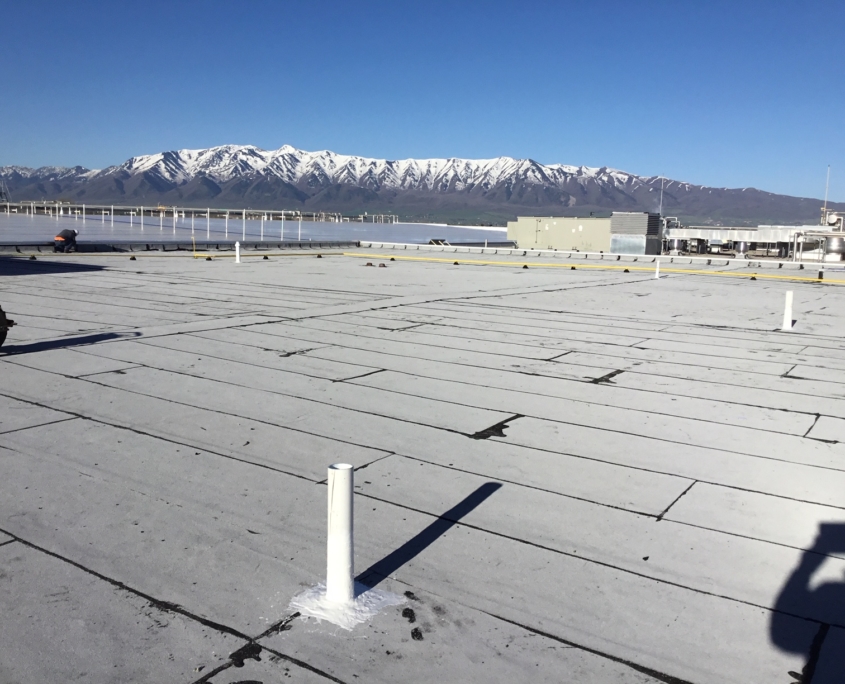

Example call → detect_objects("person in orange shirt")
54 229 78 253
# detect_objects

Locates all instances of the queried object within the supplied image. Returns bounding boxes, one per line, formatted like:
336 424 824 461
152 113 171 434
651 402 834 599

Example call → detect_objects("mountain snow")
2 145 693 194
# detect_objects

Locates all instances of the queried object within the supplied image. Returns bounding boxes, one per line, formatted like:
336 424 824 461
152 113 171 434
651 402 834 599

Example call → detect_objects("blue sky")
2 0 843 200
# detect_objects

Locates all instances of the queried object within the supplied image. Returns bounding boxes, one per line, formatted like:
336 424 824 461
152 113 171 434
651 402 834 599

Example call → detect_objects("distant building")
507 212 662 254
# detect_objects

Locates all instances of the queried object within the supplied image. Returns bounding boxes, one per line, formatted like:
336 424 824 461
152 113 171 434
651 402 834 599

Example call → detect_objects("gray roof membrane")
0 249 843 683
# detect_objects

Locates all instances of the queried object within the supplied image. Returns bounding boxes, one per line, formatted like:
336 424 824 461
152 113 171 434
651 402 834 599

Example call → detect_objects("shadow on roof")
356 481 502 590
0 257 107 276
771 522 845 683
0 331 140 356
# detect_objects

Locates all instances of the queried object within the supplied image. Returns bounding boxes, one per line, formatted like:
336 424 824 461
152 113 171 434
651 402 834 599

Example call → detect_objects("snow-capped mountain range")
3 144 676 192
1 145 838 225
109 144 683 193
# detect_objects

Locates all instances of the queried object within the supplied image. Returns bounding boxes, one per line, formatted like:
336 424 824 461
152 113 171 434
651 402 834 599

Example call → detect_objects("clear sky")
1 0 843 200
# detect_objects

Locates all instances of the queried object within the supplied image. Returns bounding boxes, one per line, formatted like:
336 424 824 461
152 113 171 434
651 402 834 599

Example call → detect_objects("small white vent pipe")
326 463 354 604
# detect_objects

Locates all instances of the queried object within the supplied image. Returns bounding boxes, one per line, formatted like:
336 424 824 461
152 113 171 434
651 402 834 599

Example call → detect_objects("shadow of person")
0 331 141 355
0 257 106 276
772 523 845 683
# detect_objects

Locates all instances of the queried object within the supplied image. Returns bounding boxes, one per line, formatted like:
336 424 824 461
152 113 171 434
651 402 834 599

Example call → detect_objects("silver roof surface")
0 248 843 682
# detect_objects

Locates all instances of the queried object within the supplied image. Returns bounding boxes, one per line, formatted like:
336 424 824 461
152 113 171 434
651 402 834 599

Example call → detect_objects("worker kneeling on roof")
54 229 78 253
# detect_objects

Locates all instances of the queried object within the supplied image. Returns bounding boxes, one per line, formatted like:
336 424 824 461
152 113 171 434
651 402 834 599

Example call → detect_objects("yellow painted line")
342 252 845 285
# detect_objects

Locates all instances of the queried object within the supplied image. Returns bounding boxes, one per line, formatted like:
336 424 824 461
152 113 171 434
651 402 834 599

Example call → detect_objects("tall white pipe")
243 209 246 241
298 216 302 241
782 291 794 331
654 260 660 279
326 463 354 604
111 205 114 226
140 206 143 230
235 241 240 263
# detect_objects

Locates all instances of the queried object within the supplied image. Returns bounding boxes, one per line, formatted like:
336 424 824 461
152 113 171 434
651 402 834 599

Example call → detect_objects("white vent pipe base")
288 582 405 631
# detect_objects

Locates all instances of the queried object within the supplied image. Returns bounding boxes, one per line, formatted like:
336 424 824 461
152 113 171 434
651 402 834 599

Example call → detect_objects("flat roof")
0 212 506 246
1 248 843 682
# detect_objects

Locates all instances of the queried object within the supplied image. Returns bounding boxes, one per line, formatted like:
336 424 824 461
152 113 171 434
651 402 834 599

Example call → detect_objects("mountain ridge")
2 145 840 226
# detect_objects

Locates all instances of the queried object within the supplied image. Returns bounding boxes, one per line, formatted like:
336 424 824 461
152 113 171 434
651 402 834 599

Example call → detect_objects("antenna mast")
658 176 664 216
822 165 831 225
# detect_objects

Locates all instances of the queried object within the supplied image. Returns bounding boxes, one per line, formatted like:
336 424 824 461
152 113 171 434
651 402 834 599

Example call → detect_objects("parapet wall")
359 241 822 271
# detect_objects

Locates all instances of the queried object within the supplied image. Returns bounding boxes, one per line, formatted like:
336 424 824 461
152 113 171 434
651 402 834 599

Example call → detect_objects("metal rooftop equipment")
507 212 662 255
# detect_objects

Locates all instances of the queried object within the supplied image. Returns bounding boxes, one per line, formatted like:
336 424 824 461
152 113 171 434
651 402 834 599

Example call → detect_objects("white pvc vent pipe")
782 291 794 331
326 463 354 604
235 241 240 264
